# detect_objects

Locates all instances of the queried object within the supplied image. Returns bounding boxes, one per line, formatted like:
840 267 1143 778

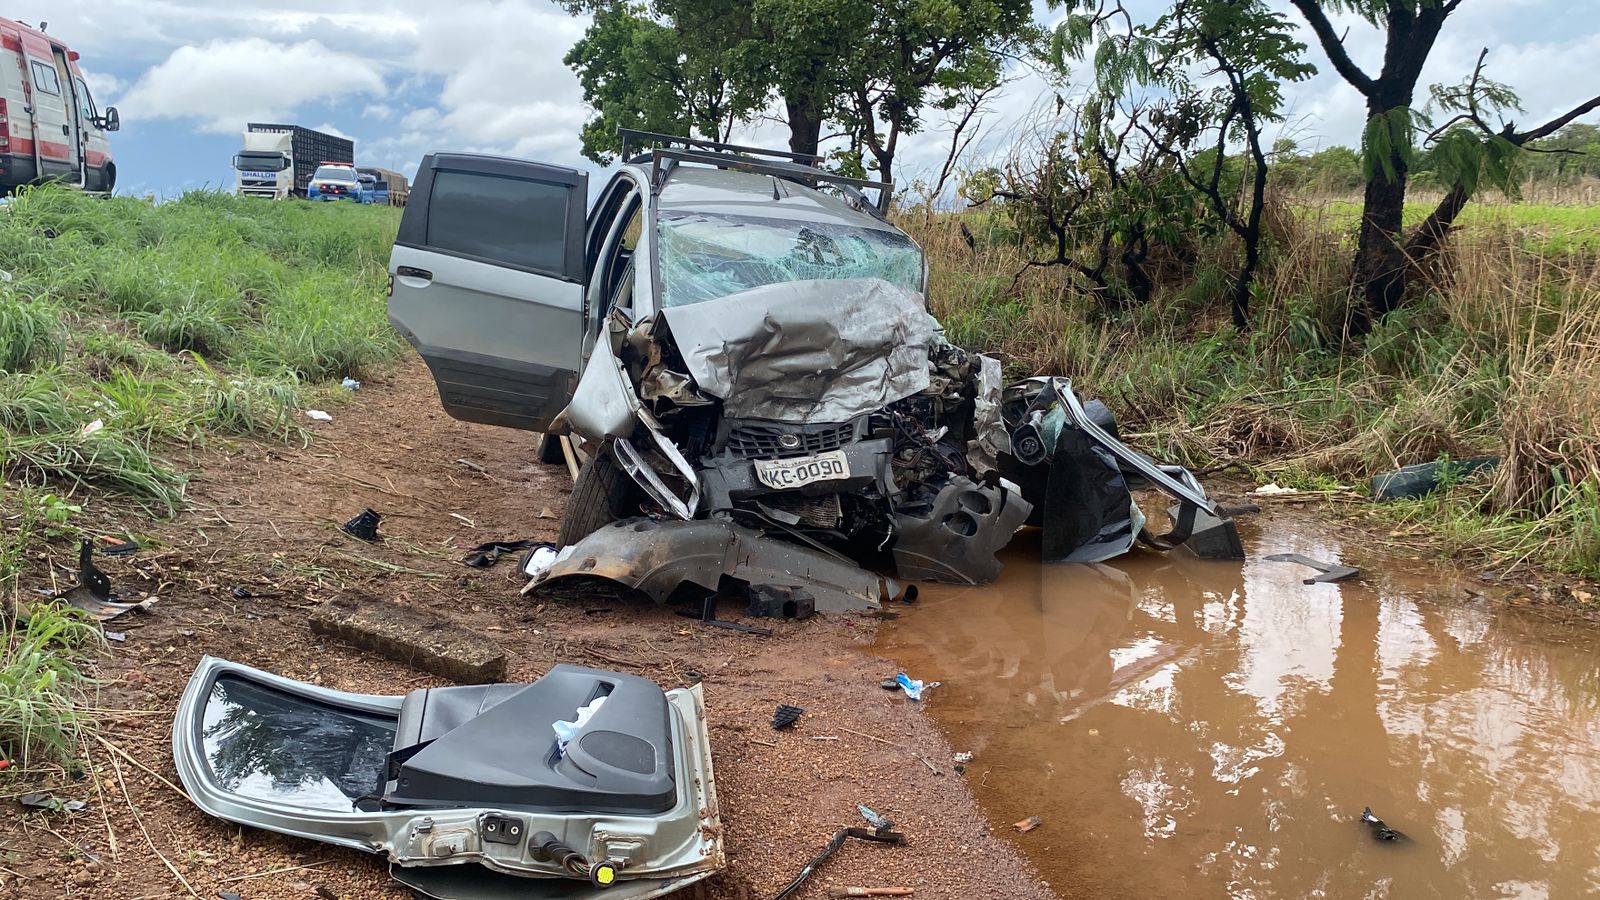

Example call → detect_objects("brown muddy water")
878 523 1600 899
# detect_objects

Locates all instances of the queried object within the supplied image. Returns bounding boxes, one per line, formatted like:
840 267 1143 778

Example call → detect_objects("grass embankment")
908 196 1600 581
0 186 401 762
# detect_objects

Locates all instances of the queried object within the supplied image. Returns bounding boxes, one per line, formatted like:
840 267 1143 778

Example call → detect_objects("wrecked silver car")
388 132 1238 610
173 657 722 899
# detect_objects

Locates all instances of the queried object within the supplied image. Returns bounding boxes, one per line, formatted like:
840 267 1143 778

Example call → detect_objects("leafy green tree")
562 0 1038 183
1288 1 1600 331
1053 0 1311 328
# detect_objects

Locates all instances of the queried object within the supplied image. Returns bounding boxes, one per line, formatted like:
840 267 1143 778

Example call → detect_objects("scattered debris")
219 892 243 900
340 508 382 542
50 542 156 622
521 544 561 578
1371 457 1499 501
746 584 816 620
449 512 476 528
895 672 939 701
231 586 254 599
857 805 894 831
80 418 105 437
95 535 141 557
308 598 508 682
1360 806 1405 842
953 751 973 764
18 793 87 813
775 808 907 900
340 377 361 390
105 631 127 642
1264 553 1361 584
772 704 804 730
455 457 487 474
828 888 915 898
461 539 552 570
1012 815 1041 833
880 678 901 691
305 409 333 422
1252 483 1300 496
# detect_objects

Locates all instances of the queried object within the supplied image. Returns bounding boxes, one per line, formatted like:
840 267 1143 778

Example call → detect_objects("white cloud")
118 37 386 133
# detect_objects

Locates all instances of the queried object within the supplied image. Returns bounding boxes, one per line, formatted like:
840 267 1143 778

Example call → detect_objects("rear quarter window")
30 61 60 96
424 171 570 273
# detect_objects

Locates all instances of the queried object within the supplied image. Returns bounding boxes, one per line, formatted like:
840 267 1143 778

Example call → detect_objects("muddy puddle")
878 523 1600 898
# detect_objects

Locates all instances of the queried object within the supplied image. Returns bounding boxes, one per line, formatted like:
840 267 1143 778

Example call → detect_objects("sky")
19 0 1600 199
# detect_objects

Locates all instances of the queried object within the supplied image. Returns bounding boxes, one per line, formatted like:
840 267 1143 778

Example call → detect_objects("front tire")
557 445 640 545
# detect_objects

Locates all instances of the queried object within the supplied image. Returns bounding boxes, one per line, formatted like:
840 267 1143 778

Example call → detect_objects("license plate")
753 450 850 490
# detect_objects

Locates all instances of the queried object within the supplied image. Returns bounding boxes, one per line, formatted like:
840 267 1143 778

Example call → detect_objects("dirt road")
0 358 1054 900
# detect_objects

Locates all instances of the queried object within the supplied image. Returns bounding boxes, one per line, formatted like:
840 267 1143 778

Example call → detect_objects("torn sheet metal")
525 518 902 612
892 476 1032 585
655 278 936 424
1265 553 1360 584
968 353 1007 473
552 312 638 441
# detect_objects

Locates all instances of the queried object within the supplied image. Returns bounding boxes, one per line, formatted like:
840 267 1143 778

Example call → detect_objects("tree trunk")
784 93 823 159
1403 183 1471 282
1351 154 1410 335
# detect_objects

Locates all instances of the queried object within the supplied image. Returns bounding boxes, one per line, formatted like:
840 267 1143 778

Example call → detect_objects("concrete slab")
309 598 508 683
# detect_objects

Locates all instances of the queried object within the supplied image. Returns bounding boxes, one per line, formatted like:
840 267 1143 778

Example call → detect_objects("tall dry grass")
901 196 1600 576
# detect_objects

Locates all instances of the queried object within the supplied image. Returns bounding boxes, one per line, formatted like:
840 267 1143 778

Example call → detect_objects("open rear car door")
172 657 722 899
389 153 588 432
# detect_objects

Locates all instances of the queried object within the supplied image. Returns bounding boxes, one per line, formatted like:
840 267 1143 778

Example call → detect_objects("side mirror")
100 107 120 132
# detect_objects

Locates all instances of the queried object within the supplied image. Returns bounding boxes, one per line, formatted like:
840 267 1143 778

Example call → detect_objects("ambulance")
0 17 120 194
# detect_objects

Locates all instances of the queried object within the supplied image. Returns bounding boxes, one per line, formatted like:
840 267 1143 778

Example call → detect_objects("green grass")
0 185 400 510
1307 199 1600 253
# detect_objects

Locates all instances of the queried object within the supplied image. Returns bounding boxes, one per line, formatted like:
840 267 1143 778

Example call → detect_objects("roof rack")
619 129 823 166
619 131 895 216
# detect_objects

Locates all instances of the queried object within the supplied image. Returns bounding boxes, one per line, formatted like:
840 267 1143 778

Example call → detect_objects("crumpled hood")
654 278 936 424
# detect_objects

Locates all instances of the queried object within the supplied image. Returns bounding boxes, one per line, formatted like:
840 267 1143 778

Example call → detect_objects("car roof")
649 164 900 232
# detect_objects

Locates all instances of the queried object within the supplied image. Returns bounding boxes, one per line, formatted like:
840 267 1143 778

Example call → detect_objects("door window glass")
427 171 571 273
30 60 60 96
75 79 98 121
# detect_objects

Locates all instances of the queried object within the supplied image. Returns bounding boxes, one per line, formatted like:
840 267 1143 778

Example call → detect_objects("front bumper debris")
892 475 1033 584
524 518 907 612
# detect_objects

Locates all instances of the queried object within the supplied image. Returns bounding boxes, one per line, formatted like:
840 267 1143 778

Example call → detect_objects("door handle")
396 266 433 281
62 124 70 135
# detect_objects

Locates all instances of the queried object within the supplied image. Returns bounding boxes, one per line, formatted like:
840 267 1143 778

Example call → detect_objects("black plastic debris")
746 584 817 620
1361 806 1405 842
1265 553 1360 584
880 678 901 692
342 508 382 542
231 586 253 600
462 539 551 569
19 793 87 813
50 542 152 622
219 892 243 900
772 704 804 730
1371 457 1499 501
96 536 141 557
774 807 906 900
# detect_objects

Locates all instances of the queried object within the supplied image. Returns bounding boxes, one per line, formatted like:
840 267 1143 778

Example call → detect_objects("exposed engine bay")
541 277 1239 609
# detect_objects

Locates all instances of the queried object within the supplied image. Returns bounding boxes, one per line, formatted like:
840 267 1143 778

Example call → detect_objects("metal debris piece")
526 518 905 612
1264 553 1360 584
50 542 154 622
774 811 906 900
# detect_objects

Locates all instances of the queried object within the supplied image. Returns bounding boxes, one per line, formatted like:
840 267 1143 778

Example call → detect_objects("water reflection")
201 675 395 811
880 527 1600 898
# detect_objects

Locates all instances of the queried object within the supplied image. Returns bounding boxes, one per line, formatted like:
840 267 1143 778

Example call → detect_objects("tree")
836 0 1040 185
1286 0 1463 330
1053 0 1311 328
562 0 1038 182
1407 50 1600 269
563 1 762 164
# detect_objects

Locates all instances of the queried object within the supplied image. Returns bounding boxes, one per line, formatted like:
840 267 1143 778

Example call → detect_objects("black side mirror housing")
100 107 120 132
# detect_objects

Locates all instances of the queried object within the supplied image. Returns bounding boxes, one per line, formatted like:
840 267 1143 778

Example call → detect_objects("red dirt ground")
0 357 1055 900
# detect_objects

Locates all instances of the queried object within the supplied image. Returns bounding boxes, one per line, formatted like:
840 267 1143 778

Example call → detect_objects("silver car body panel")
526 518 903 611
172 657 723 893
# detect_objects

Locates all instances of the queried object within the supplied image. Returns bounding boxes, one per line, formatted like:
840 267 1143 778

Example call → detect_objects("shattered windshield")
657 212 924 308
